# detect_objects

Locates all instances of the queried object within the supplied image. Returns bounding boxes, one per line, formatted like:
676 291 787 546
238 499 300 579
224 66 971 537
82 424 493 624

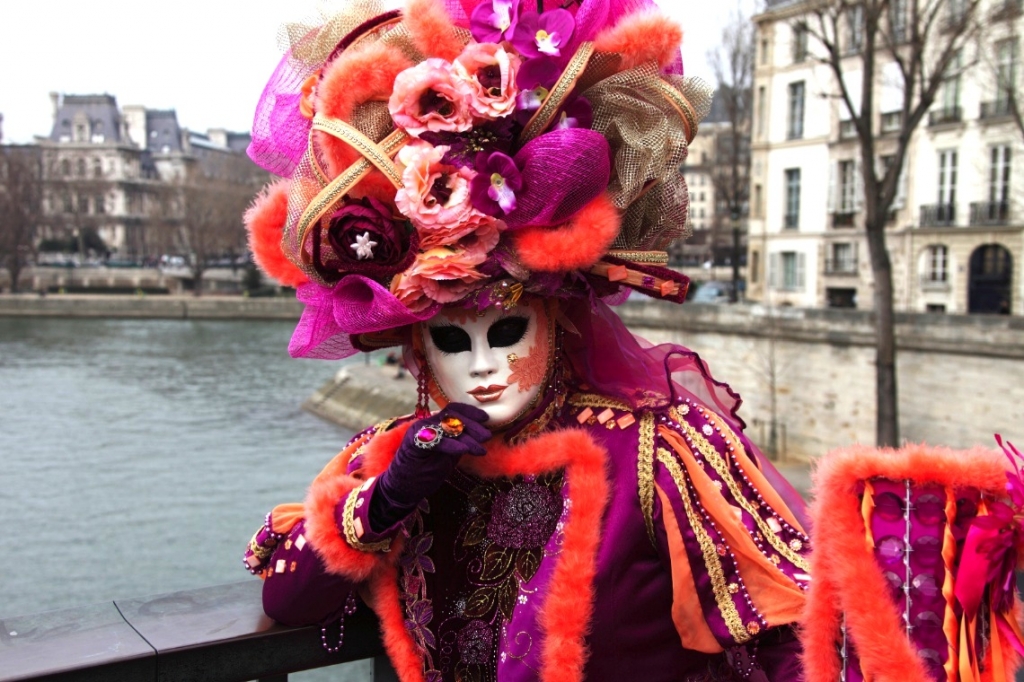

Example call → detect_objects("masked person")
242 1 811 679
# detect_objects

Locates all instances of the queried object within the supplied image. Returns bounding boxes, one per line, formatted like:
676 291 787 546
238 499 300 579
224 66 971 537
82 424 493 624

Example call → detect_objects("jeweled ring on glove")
439 415 465 438
414 424 444 449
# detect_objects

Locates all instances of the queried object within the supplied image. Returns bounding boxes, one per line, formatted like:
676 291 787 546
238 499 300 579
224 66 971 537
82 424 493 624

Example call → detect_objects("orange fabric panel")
655 484 723 654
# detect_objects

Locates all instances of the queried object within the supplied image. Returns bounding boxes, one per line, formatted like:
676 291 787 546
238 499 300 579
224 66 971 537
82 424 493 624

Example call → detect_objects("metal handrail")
0 581 391 682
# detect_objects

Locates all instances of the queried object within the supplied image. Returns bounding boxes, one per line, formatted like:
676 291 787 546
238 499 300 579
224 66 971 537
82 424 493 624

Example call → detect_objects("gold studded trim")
567 393 632 412
520 42 595 144
296 128 409 255
638 412 657 548
341 486 392 553
656 447 749 644
678 420 811 572
607 250 670 265
346 418 397 466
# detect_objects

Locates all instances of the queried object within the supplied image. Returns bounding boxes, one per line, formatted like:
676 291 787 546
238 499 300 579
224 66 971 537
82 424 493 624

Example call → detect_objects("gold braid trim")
638 412 657 548
653 78 698 144
520 42 595 144
341 485 393 553
567 393 632 412
296 128 409 251
678 420 811 572
312 114 404 188
656 447 749 644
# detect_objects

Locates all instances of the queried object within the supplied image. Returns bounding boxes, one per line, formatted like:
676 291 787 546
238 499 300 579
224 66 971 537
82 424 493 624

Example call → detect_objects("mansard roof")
49 94 123 143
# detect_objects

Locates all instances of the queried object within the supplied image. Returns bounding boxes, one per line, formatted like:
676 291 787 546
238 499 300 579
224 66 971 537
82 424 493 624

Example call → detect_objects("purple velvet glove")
369 403 491 532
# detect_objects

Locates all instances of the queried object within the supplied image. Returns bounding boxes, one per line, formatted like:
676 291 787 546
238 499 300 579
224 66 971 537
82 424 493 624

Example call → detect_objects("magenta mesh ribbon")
289 277 440 359
248 48 319 177
503 128 611 229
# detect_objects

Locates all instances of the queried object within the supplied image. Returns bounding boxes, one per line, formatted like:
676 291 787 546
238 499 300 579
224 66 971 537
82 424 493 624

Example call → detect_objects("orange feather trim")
302 425 410 581
315 41 413 198
593 9 683 72
510 193 621 273
244 179 308 287
803 443 1010 682
403 0 469 61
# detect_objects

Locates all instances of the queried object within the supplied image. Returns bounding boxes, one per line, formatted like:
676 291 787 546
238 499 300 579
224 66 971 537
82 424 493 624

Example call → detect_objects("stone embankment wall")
0 293 302 320
619 301 1024 462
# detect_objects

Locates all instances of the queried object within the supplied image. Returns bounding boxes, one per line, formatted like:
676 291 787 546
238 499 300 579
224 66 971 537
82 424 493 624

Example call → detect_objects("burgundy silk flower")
511 9 575 59
469 151 522 216
470 0 520 43
420 119 516 168
552 95 593 130
311 197 415 281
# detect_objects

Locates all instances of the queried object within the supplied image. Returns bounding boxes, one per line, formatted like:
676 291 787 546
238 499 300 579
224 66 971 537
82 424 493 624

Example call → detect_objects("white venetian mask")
420 298 552 428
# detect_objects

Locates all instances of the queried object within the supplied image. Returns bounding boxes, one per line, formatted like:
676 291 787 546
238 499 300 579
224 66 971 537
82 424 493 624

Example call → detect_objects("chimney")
49 92 60 120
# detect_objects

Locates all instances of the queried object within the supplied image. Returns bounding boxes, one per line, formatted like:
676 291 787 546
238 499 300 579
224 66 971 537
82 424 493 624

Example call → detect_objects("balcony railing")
970 201 1010 226
0 581 394 682
831 211 857 228
980 99 1013 119
920 273 951 291
825 258 858 275
920 203 957 227
928 107 962 126
880 111 903 134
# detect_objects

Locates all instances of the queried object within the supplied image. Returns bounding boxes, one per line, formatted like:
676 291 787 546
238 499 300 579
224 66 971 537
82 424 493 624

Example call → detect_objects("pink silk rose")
389 58 474 137
395 141 501 250
391 246 489 310
453 43 521 120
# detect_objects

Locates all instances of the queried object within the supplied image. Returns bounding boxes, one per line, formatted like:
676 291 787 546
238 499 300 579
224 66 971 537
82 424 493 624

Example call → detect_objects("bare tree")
804 0 981 445
708 9 754 301
165 155 261 296
0 146 43 293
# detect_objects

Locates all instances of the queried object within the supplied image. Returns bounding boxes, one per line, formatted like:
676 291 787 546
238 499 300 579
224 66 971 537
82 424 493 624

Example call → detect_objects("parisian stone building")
746 0 1022 314
36 93 265 262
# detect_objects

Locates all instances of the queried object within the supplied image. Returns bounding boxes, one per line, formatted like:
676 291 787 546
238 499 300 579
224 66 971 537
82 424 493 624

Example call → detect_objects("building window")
995 39 1018 107
62 192 73 213
891 0 908 42
751 250 760 283
847 5 864 54
990 145 1011 205
784 168 801 229
60 159 70 176
754 184 763 218
770 251 806 291
93 158 103 179
829 242 857 273
938 149 957 210
95 195 105 214
787 81 805 139
792 22 808 63
76 158 86 177
924 244 949 282
926 303 946 313
756 86 766 138
838 160 857 212
760 37 769 65
940 50 962 118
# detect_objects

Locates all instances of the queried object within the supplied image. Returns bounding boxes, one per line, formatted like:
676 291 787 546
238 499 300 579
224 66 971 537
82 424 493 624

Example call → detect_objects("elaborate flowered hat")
244 0 712 359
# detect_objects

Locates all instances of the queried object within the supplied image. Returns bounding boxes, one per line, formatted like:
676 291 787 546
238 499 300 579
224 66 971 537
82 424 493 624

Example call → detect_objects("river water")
0 316 359 624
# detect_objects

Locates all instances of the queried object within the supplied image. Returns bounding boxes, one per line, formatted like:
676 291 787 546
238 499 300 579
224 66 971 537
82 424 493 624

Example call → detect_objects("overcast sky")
0 0 750 145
